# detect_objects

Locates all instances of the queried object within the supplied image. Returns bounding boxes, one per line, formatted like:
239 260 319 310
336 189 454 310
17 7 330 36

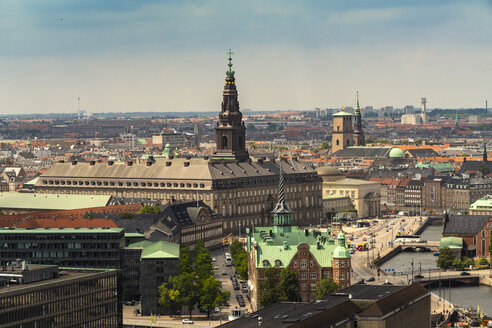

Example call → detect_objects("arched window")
336 139 339 146
346 139 350 146
275 260 281 267
262 260 270 267
222 136 228 149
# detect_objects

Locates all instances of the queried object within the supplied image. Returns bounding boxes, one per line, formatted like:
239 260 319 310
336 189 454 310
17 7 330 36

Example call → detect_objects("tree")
279 269 299 302
259 267 282 308
462 257 473 268
316 277 340 300
199 276 231 319
119 212 133 219
158 284 182 315
259 268 299 307
173 273 199 318
479 258 489 267
452 259 463 270
437 247 455 269
180 245 193 274
230 240 249 280
138 205 162 214
195 252 213 281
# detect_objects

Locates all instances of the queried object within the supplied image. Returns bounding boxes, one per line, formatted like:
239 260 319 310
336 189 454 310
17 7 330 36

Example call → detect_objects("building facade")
34 59 323 232
0 228 124 268
0 265 121 328
247 161 351 309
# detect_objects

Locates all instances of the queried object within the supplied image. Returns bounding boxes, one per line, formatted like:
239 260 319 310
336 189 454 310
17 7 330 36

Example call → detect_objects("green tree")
138 205 162 214
195 252 213 281
158 284 182 315
452 259 463 270
279 269 299 302
180 245 193 274
199 276 231 319
259 267 282 308
259 268 299 307
462 257 473 268
316 277 340 300
230 240 248 280
173 273 199 318
437 247 455 269
119 212 133 219
319 141 330 150
249 142 257 149
479 258 489 267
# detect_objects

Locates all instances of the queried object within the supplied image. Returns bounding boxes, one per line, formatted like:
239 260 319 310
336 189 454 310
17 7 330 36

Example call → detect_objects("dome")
388 147 405 158
317 166 341 176
333 245 351 258
337 232 345 240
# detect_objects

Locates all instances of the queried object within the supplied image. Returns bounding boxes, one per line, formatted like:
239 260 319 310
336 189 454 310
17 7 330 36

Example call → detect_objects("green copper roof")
469 195 492 210
127 240 179 259
388 147 405 158
439 237 463 249
0 193 111 211
333 110 353 117
249 226 343 268
23 177 39 185
415 162 454 172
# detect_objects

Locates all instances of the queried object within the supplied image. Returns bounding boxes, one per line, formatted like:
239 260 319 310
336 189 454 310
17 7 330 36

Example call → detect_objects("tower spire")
213 49 249 162
484 143 488 162
353 91 365 146
272 158 292 229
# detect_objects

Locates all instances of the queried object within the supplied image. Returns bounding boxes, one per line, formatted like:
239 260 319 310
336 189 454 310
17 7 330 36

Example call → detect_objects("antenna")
77 97 81 119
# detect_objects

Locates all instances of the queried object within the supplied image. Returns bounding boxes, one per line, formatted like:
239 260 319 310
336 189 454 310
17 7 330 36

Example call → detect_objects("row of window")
42 179 207 189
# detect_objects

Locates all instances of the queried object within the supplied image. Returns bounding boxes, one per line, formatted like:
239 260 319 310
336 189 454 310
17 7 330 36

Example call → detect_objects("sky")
1 0 492 114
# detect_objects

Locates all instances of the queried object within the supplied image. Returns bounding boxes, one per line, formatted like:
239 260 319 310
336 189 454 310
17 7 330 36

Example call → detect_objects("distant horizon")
1 1 492 113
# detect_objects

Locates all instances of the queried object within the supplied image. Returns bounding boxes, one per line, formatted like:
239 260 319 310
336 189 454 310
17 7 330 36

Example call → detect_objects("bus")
224 252 232 266
357 243 367 251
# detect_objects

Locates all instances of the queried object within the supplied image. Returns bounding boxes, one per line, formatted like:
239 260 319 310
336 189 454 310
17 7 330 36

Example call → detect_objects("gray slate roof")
443 215 490 236
332 147 391 158
405 148 439 158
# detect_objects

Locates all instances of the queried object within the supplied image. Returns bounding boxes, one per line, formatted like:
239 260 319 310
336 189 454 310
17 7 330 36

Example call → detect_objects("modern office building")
0 227 125 268
123 240 180 315
0 265 122 328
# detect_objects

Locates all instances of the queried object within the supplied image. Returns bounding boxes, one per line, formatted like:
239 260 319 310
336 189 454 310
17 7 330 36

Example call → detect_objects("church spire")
213 50 249 162
353 91 365 146
273 159 292 229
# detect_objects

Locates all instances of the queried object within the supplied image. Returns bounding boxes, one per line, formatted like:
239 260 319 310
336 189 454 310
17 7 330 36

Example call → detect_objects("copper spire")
272 159 292 214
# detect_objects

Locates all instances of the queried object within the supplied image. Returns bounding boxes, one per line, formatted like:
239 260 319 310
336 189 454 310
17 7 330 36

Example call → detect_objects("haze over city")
1 0 492 114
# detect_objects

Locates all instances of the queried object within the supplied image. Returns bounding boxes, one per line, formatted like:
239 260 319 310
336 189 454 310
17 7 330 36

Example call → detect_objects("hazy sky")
1 0 492 114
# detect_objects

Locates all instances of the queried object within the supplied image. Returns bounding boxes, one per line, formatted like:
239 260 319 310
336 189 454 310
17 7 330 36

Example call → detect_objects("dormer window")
275 260 281 267
262 260 270 267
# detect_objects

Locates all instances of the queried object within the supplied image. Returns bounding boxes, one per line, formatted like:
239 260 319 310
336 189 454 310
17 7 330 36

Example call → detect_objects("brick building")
247 161 350 309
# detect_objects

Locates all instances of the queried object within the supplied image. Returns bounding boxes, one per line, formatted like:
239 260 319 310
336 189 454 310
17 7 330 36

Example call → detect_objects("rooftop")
442 215 491 236
0 192 111 211
127 240 180 259
0 227 123 234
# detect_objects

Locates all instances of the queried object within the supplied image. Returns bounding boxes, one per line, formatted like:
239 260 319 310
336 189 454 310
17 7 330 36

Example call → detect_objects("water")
379 251 438 274
382 224 492 317
420 224 442 242
430 285 492 316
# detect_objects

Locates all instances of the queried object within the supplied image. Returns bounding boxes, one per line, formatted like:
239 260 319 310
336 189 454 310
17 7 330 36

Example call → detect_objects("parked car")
460 271 470 276
366 277 375 282
182 318 194 324
222 270 227 275
213 266 219 270
414 274 424 279
212 257 217 262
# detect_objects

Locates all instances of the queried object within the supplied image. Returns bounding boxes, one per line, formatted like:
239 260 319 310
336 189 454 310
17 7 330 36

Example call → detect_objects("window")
301 260 307 268
341 272 345 279
262 260 270 267
310 283 316 291
300 272 307 280
301 283 307 291
294 261 297 268
310 272 316 280
275 260 281 267
310 261 313 267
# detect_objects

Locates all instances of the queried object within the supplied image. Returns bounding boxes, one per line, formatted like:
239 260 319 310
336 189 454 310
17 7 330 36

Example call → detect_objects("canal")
379 223 492 315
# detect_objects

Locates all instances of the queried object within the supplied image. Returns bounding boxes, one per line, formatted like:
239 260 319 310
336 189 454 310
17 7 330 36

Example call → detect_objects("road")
347 216 424 284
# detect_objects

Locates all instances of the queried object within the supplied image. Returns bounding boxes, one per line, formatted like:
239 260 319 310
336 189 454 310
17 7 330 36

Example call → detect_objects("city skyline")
1 1 492 113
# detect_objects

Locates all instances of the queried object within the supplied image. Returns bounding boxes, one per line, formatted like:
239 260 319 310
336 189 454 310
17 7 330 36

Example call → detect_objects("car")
414 274 424 279
222 270 227 275
212 257 217 262
182 318 194 324
124 301 132 306
214 307 220 313
133 308 140 315
401 219 406 222
460 271 470 276
366 277 375 282
233 284 240 290
213 266 219 270
242 287 248 293
362 238 367 241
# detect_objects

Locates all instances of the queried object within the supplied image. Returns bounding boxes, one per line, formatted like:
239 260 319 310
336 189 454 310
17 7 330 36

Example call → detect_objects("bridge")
399 240 440 252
